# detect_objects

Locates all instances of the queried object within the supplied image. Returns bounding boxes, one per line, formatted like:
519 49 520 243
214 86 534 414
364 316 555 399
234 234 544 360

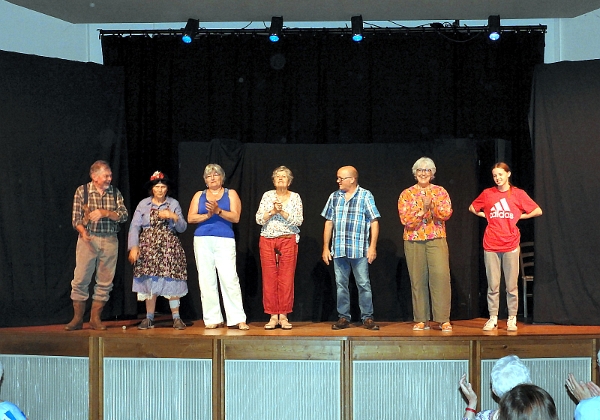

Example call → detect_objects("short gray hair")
491 355 532 398
0 360 3 380
411 157 437 177
203 163 226 183
89 160 111 177
271 166 294 185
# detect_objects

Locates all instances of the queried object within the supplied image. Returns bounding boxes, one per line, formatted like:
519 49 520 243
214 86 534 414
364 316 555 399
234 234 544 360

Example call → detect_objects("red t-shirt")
471 187 539 252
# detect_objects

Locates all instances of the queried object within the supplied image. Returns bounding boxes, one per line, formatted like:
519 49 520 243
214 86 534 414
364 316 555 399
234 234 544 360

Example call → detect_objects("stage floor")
2 317 599 339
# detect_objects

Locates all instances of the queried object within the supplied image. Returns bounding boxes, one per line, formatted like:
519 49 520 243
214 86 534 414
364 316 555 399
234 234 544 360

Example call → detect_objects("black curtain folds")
0 50 130 327
530 60 600 324
101 30 545 209
0 29 546 327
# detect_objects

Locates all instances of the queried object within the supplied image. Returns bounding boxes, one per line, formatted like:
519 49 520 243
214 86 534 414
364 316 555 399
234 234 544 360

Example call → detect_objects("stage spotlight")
487 15 501 41
182 19 199 44
269 16 283 42
351 15 363 42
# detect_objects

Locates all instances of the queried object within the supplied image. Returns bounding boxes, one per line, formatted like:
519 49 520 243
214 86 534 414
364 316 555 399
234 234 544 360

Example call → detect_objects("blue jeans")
333 257 374 321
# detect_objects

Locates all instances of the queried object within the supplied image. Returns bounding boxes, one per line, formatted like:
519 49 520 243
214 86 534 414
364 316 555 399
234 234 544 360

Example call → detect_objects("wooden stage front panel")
0 319 598 420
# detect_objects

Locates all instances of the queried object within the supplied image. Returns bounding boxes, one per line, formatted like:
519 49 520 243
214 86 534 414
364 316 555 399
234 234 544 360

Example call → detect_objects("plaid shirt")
321 186 380 259
72 182 128 235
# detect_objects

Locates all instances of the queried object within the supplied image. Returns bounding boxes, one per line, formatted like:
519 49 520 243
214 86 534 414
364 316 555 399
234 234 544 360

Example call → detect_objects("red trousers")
259 236 298 314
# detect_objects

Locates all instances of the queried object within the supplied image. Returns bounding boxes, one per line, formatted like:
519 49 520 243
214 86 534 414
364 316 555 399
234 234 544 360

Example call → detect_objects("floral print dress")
132 208 188 299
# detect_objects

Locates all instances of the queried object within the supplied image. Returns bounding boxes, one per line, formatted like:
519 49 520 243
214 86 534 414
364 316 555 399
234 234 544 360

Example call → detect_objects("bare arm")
219 189 241 223
459 373 478 417
520 207 542 220
469 204 485 218
322 220 333 265
188 191 212 224
367 219 379 264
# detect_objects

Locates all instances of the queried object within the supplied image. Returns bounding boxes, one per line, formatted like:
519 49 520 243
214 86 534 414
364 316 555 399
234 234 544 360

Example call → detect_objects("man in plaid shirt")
321 166 381 331
65 160 128 331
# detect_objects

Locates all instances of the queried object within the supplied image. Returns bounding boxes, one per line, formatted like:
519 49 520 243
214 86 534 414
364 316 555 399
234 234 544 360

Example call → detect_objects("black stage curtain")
0 29 545 327
530 60 600 325
100 31 545 210
177 139 479 323
0 50 131 327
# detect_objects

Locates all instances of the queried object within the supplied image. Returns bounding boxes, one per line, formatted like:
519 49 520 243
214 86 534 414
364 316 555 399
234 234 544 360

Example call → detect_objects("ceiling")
7 0 600 24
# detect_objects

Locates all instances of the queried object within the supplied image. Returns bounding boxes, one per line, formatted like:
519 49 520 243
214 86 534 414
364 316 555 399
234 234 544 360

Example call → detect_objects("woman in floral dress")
128 171 188 330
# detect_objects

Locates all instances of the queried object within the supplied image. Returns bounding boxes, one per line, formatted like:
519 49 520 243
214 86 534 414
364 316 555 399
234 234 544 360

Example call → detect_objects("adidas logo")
489 198 514 219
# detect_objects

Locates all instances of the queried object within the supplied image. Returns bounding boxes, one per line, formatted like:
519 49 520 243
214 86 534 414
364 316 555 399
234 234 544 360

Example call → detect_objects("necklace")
209 187 223 195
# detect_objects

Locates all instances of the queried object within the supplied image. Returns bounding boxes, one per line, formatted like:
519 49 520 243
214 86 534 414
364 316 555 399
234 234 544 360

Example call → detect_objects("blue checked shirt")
321 186 380 259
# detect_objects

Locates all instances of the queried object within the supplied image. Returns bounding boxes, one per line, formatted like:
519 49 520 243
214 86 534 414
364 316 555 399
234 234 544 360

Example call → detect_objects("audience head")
0 360 3 379
498 384 558 420
491 355 532 398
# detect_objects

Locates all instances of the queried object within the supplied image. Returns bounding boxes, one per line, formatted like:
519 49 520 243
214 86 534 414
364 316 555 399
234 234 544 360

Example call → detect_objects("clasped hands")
205 200 221 217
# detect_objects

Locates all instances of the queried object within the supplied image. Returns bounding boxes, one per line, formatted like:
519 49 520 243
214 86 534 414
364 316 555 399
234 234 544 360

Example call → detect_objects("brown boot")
65 300 86 331
89 300 107 330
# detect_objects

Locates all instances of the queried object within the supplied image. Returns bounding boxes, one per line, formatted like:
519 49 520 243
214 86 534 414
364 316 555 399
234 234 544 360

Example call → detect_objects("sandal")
279 317 292 330
264 317 278 330
205 323 224 329
412 322 430 331
237 322 250 330
441 322 453 332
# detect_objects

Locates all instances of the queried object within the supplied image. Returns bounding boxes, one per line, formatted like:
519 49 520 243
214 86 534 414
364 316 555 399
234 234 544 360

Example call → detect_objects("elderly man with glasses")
321 165 381 331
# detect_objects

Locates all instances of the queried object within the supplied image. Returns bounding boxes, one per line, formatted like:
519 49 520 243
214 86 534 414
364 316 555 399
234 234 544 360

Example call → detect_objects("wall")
2 0 599 64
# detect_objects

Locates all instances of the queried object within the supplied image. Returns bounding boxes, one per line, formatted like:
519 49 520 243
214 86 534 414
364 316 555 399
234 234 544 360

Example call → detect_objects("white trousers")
193 236 247 326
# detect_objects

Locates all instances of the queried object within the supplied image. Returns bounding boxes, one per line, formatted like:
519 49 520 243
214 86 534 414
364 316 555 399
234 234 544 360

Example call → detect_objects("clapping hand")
459 373 478 408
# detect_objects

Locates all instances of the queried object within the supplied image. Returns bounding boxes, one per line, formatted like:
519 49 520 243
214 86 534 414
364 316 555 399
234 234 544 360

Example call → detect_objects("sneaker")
363 318 380 331
483 317 498 331
138 318 154 330
332 317 351 330
507 316 518 331
173 318 186 330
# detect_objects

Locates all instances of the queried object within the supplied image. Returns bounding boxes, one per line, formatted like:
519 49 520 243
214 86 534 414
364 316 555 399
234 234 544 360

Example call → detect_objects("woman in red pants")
256 166 304 330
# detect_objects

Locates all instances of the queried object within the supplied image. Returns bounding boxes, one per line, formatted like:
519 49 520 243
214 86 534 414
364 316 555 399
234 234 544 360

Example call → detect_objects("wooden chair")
520 241 535 320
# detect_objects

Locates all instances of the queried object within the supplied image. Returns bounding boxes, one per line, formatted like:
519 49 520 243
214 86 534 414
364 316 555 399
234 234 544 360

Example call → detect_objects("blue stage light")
269 17 283 43
351 15 363 42
488 15 501 42
182 19 199 44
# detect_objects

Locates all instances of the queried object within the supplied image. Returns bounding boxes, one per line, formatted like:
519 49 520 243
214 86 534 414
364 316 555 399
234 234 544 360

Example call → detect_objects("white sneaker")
483 317 498 331
507 316 518 331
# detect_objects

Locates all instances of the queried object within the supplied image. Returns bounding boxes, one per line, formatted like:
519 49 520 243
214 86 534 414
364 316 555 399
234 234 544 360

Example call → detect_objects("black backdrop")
100 30 544 207
0 50 130 326
0 28 549 327
177 139 479 323
530 59 600 324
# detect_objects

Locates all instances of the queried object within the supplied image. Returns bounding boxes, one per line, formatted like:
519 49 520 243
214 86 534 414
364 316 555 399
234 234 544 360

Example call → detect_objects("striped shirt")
72 182 128 235
321 186 380 259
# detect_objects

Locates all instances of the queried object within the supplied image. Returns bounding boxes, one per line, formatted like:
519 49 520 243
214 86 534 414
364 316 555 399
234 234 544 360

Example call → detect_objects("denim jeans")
333 257 374 321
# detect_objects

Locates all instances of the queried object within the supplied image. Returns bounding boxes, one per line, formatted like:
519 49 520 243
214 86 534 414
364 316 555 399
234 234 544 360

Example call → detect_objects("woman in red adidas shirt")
469 162 542 332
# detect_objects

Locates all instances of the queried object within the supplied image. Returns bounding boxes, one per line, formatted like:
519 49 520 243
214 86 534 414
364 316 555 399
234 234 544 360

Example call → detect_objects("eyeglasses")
336 176 353 182
416 168 433 174
205 173 221 179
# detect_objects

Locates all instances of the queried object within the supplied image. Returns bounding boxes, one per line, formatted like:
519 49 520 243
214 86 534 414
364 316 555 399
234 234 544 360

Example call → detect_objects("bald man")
321 166 381 330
